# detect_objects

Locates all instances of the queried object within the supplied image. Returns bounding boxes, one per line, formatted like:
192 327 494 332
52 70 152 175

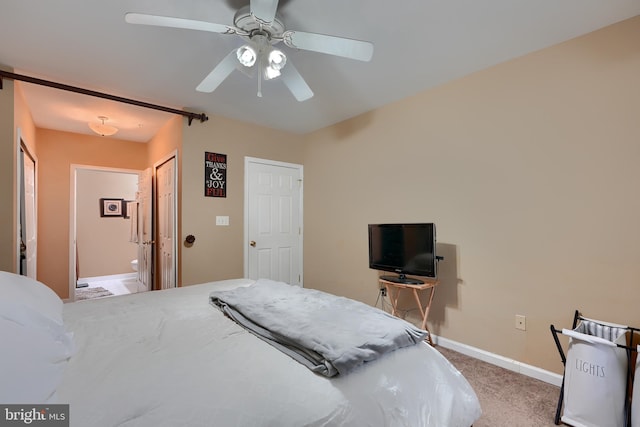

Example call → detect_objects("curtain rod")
0 70 208 125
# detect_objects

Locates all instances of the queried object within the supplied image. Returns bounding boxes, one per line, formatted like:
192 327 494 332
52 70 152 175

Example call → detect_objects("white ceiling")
1 1 638 142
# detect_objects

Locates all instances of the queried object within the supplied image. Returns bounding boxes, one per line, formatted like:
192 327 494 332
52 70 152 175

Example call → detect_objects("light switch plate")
216 216 229 226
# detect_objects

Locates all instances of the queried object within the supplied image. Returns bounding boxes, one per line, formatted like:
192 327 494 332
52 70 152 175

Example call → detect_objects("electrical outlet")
380 288 387 297
515 315 526 331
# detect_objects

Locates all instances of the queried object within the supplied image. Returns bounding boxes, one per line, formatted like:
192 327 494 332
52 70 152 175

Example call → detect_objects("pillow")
0 301 69 340
0 319 74 403
0 271 63 325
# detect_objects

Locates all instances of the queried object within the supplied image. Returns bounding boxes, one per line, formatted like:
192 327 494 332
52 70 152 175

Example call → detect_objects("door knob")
250 240 256 247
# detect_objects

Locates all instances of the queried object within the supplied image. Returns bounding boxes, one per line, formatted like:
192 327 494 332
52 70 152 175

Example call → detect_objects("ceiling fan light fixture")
126 4 373 102
263 48 287 80
263 66 281 80
237 45 257 67
88 116 118 137
268 49 286 70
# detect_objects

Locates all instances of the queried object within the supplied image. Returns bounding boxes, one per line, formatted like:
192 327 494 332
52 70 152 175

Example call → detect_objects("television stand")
380 274 424 285
379 276 439 346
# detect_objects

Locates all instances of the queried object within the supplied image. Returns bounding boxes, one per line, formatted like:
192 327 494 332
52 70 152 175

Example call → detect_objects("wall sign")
204 152 227 198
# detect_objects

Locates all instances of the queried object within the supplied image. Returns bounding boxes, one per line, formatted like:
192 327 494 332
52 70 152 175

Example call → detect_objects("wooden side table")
379 277 439 345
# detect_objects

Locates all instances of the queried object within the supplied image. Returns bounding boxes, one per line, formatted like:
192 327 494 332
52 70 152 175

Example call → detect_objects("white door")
245 158 303 285
156 158 176 290
137 168 154 291
21 146 37 279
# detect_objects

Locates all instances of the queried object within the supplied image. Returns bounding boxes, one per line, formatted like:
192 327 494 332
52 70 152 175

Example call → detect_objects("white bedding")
55 279 481 427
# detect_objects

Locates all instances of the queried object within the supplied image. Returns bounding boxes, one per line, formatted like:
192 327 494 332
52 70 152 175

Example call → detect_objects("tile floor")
76 273 147 299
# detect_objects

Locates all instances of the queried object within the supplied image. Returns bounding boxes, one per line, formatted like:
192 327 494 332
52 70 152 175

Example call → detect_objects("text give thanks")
205 152 227 198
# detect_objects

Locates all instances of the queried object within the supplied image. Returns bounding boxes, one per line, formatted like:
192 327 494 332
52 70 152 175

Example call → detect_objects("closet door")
156 157 176 290
245 158 303 286
21 146 37 279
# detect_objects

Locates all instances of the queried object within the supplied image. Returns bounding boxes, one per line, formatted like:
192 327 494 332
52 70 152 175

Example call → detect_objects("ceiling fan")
125 0 374 102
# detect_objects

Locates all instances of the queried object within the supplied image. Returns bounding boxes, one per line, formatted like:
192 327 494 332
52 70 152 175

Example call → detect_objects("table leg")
386 283 400 316
412 289 426 328
412 287 436 345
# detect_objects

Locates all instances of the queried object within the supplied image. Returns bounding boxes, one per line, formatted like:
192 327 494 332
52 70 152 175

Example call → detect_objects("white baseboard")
433 334 563 387
77 272 136 283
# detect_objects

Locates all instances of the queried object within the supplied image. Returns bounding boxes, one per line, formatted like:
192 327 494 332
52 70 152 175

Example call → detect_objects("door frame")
243 157 304 284
15 128 38 276
68 164 142 301
153 150 178 289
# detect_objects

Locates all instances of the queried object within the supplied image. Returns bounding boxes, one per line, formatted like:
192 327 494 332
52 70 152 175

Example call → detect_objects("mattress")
55 279 481 426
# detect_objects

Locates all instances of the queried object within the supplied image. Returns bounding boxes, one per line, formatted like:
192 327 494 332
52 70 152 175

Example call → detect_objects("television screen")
368 223 436 282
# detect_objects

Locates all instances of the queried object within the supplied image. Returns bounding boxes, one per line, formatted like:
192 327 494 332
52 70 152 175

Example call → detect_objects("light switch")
216 216 229 226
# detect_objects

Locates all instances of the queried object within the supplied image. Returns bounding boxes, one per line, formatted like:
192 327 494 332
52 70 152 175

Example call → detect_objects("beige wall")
302 16 640 374
147 115 183 284
14 84 38 274
15 83 37 156
36 129 148 298
180 115 304 286
0 71 15 272
76 169 138 278
147 115 182 166
1 77 37 273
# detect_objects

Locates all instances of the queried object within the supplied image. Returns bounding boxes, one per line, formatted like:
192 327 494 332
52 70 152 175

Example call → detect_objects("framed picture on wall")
100 198 124 217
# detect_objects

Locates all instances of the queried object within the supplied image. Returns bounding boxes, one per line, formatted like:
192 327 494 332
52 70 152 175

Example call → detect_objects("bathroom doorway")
70 166 145 300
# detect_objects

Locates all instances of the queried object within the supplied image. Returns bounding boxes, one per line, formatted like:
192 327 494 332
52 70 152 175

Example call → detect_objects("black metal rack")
550 310 640 426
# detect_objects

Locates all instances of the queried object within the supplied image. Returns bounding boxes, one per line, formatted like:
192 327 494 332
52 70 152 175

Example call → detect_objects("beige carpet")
437 346 561 427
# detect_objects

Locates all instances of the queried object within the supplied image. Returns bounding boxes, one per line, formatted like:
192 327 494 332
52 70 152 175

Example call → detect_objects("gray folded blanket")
210 279 428 377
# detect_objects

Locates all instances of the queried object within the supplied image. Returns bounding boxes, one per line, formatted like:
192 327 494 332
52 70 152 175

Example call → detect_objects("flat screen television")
368 223 437 284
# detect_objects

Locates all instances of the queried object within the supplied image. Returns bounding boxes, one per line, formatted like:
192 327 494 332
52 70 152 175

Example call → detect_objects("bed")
0 272 481 426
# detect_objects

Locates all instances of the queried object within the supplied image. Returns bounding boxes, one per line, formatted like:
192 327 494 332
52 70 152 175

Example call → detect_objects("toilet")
131 259 138 272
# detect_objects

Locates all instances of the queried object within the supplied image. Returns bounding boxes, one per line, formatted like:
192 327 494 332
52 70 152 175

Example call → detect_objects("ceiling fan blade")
250 0 279 25
125 13 238 35
283 31 373 62
196 50 238 93
280 61 313 102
